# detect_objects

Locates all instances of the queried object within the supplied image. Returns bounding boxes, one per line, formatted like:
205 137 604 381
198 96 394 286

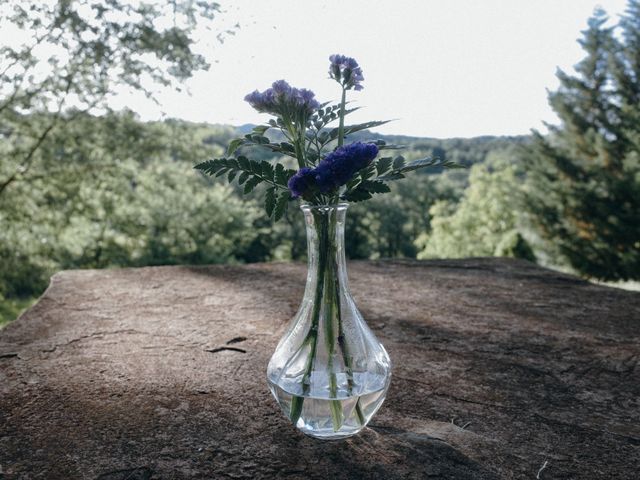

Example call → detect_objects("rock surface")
0 258 638 479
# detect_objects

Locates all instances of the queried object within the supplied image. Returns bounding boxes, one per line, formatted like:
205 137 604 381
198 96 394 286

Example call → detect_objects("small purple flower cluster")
288 142 379 199
329 54 364 91
287 167 316 199
245 80 320 118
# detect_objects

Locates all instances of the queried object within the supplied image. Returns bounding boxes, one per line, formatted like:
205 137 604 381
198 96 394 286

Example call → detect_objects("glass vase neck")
300 203 350 295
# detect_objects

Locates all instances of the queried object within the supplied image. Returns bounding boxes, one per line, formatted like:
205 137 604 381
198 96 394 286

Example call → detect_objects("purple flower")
245 80 320 118
329 54 364 91
271 79 292 96
287 143 378 199
314 142 379 193
287 167 317 199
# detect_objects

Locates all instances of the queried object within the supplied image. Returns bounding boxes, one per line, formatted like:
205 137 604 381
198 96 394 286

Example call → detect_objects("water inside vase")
267 371 389 439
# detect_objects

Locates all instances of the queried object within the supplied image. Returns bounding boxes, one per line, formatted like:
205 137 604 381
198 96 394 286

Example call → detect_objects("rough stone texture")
0 258 638 479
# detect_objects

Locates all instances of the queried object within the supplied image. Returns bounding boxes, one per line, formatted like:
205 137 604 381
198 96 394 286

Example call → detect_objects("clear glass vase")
267 203 392 439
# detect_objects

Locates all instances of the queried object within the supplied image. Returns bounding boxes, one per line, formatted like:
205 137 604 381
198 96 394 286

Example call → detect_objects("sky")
114 0 630 138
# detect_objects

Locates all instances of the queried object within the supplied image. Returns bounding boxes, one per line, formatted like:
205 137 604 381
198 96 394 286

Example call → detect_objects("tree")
0 112 261 301
0 0 223 197
524 4 640 280
416 154 535 262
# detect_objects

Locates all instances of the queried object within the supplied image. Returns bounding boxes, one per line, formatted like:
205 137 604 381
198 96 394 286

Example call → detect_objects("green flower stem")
290 208 364 432
297 122 308 168
324 215 343 431
283 117 306 169
294 134 306 169
290 210 329 423
334 277 366 426
289 331 316 424
337 87 347 147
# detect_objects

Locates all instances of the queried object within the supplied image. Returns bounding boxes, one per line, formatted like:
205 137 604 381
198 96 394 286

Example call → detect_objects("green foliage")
0 106 534 325
523 3 640 280
417 158 535 261
494 231 536 262
341 155 463 202
0 0 223 198
0 295 36 328
0 112 263 299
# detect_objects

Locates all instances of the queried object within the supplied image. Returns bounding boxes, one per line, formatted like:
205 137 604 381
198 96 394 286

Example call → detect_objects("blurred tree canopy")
0 0 220 197
0 0 227 322
417 150 535 262
523 2 640 280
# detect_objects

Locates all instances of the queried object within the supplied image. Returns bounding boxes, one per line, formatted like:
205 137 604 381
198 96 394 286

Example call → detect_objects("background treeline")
1 1 639 324
0 114 534 326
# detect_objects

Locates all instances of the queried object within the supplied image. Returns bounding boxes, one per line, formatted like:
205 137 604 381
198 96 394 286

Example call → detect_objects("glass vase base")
268 380 388 439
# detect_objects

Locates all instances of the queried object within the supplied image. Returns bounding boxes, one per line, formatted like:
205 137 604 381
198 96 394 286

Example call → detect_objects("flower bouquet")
195 55 459 439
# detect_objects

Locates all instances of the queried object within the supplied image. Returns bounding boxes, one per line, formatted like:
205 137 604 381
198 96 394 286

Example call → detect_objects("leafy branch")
194 156 295 220
227 125 298 159
341 155 466 202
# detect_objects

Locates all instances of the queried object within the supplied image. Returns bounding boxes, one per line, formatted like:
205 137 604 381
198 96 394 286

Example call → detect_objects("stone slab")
1 259 638 479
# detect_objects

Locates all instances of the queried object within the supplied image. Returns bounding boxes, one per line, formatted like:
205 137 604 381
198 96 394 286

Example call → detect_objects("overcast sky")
112 0 630 138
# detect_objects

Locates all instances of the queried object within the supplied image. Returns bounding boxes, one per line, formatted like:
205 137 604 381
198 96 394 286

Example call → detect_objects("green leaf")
398 157 439 173
326 120 391 143
376 157 393 175
273 192 290 221
252 125 269 135
370 139 404 150
279 142 295 153
318 131 330 143
376 156 464 182
265 187 276 217
343 107 361 116
194 159 219 175
227 170 237 183
227 138 245 155
360 180 391 194
359 164 376 181
237 171 250 185
261 161 274 179
274 163 289 187
249 159 262 174
393 155 405 169
345 176 362 190
342 180 390 202
243 176 262 194
376 172 405 181
237 155 251 170
342 188 372 202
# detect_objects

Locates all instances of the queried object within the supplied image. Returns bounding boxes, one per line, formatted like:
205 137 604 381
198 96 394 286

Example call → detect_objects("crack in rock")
206 346 247 354
226 336 247 344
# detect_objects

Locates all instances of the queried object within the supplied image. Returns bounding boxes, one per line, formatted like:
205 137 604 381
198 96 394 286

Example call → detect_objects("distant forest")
0 112 530 324
0 112 535 324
